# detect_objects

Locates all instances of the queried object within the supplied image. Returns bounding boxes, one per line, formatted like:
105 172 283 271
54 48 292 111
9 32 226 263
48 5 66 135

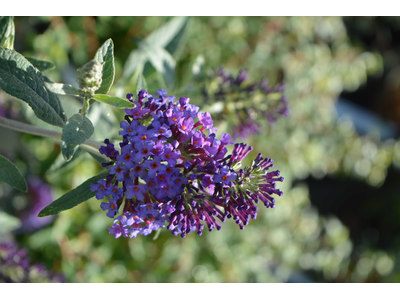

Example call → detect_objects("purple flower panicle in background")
90 89 284 238
202 67 289 139
19 177 54 233
0 241 65 283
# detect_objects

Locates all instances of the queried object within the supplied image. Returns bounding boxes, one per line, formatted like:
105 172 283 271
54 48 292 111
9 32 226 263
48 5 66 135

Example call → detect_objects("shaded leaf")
0 16 15 49
0 48 67 127
61 113 94 161
46 148 85 176
0 154 27 192
38 171 109 217
44 82 80 96
94 38 115 94
26 57 55 72
92 94 134 108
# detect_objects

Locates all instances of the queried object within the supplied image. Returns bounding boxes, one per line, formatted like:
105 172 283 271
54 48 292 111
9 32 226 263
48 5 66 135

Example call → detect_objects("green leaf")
145 16 189 54
0 154 27 192
0 16 15 49
44 82 80 96
146 46 176 89
135 72 148 98
25 57 55 72
0 48 67 127
38 171 109 217
61 113 94 161
94 38 115 94
0 211 21 234
46 148 85 175
121 49 147 82
92 94 134 108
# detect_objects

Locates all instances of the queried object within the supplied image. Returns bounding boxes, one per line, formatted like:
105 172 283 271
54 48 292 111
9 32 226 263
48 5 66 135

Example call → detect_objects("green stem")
0 116 104 156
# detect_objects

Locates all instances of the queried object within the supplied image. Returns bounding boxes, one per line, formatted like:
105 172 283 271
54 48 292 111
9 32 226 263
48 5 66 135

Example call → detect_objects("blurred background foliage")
1 16 400 282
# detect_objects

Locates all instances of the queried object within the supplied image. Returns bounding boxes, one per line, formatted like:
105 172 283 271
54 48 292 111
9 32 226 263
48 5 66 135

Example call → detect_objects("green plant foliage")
38 170 109 217
44 82 80 97
91 94 134 108
61 113 94 161
25 57 55 72
94 38 115 94
0 154 27 192
0 48 67 127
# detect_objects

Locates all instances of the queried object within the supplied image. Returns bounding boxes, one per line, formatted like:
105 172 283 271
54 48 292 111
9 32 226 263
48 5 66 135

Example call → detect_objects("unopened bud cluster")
76 60 103 99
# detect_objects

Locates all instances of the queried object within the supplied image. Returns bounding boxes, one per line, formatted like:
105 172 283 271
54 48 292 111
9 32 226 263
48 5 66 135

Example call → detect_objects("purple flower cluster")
0 241 65 283
202 67 289 139
91 89 284 238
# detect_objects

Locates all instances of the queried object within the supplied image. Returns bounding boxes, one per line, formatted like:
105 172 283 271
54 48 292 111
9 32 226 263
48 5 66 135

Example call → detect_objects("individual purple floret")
91 90 284 239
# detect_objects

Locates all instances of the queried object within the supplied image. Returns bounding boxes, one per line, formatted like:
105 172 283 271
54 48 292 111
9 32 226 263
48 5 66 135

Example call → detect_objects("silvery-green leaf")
121 49 147 82
145 16 188 55
0 211 21 234
92 94 134 108
38 171 109 217
44 82 80 97
0 48 67 127
26 57 55 72
94 38 115 94
147 46 176 89
0 154 27 192
135 72 148 99
61 113 94 161
0 16 15 49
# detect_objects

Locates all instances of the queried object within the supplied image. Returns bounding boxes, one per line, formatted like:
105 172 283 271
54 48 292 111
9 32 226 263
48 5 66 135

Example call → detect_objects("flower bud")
76 60 103 98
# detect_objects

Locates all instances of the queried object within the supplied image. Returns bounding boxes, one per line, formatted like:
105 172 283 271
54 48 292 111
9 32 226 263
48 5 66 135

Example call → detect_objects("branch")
0 116 105 155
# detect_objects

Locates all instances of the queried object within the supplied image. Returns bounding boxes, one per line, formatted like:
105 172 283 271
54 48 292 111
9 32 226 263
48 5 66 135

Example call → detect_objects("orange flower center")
110 204 116 209
159 130 164 133
125 154 130 160
127 129 132 132
222 175 228 180
141 136 147 140
165 154 170 159
134 187 139 191
151 163 158 168
142 149 148 154
134 113 140 116
182 126 187 130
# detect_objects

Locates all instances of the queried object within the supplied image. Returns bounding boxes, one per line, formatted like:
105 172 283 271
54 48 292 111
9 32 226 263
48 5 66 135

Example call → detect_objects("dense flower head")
91 89 284 238
202 67 289 139
0 241 65 283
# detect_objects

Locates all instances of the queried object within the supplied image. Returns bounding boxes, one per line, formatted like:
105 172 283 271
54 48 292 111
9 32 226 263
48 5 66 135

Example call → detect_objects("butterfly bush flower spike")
90 89 284 238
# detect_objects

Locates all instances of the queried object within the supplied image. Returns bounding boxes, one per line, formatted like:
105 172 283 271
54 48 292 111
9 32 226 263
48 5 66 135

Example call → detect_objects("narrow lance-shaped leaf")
0 16 15 49
147 46 176 89
92 94 134 108
94 38 115 94
38 171 109 217
62 113 94 161
121 49 147 83
0 154 28 192
44 82 80 97
145 16 188 54
135 72 148 99
0 48 67 127
26 57 55 72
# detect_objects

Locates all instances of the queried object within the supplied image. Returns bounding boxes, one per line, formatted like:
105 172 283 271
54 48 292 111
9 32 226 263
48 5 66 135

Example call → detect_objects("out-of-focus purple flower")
202 68 289 139
19 177 54 233
0 241 65 282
